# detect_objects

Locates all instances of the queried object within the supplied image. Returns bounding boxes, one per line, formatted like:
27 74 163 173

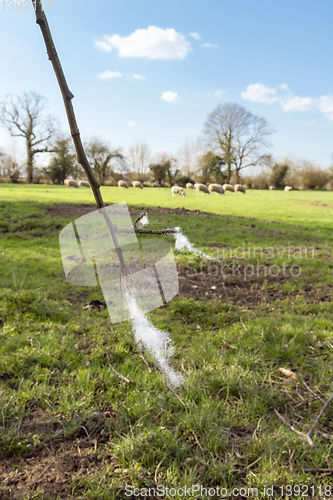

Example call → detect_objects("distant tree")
128 141 151 180
149 161 169 186
0 150 22 183
197 151 226 184
0 92 58 183
269 162 289 188
177 138 201 177
174 176 194 187
149 154 178 186
203 102 274 183
43 137 76 184
85 138 124 185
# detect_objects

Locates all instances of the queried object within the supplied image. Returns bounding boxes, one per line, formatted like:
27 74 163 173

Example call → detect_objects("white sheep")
194 183 210 195
208 183 224 195
186 182 194 189
284 186 293 192
64 179 79 188
269 186 276 190
235 184 246 194
78 180 90 188
152 183 160 187
132 181 143 189
118 180 129 189
222 184 235 193
171 185 186 197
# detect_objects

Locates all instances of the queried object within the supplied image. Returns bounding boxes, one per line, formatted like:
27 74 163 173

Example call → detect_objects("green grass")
1 183 333 232
0 183 333 499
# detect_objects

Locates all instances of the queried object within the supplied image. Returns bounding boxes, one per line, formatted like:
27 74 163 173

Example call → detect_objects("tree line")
0 91 332 189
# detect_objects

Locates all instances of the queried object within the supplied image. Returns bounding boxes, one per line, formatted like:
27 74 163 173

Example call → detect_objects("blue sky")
1 0 333 167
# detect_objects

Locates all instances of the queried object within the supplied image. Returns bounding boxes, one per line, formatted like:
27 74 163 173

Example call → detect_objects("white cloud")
97 70 122 80
189 32 200 40
127 121 137 127
161 91 181 103
95 26 191 60
241 83 279 104
200 43 218 48
95 40 112 52
281 96 315 111
318 95 333 114
214 90 225 98
241 82 333 121
130 73 146 80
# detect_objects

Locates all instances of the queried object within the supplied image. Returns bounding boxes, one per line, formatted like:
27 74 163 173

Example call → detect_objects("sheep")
222 183 235 193
235 184 246 194
269 186 276 190
64 179 78 188
208 183 224 195
118 180 129 189
194 183 210 195
132 181 143 189
152 183 160 187
284 186 293 192
78 180 90 188
171 185 186 197
186 182 194 189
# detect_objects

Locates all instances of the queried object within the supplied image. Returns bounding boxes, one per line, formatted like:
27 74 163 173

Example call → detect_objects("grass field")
0 183 333 499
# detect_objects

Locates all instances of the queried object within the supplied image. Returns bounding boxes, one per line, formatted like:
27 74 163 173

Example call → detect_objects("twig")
246 456 262 469
153 409 165 422
318 431 333 441
276 393 333 447
274 409 315 448
308 393 333 437
163 370 186 407
106 348 132 384
303 379 324 402
154 454 169 485
192 431 204 453
298 468 333 473
240 317 248 331
221 339 238 350
140 354 152 373
289 448 295 476
252 416 263 441
133 212 148 228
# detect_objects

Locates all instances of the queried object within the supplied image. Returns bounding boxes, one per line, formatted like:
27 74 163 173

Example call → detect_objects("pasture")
0 183 333 499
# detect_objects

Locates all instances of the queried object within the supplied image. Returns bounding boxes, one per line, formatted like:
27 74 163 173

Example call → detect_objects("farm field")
0 183 333 499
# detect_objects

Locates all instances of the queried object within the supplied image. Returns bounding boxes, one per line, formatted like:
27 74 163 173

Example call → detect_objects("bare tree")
85 138 124 185
128 141 151 180
203 102 274 183
0 92 58 183
177 138 202 177
0 149 22 183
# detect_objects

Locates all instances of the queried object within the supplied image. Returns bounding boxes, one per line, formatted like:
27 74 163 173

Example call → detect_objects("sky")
0 0 333 168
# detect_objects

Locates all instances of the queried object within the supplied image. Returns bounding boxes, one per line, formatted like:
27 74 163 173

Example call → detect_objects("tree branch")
31 0 177 284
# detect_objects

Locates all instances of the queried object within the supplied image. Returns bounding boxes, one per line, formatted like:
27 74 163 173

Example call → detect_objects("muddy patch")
43 203 263 222
176 264 333 305
0 409 117 500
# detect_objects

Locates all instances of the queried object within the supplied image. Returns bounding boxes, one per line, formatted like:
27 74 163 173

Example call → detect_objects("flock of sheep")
64 179 294 194
171 183 246 197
